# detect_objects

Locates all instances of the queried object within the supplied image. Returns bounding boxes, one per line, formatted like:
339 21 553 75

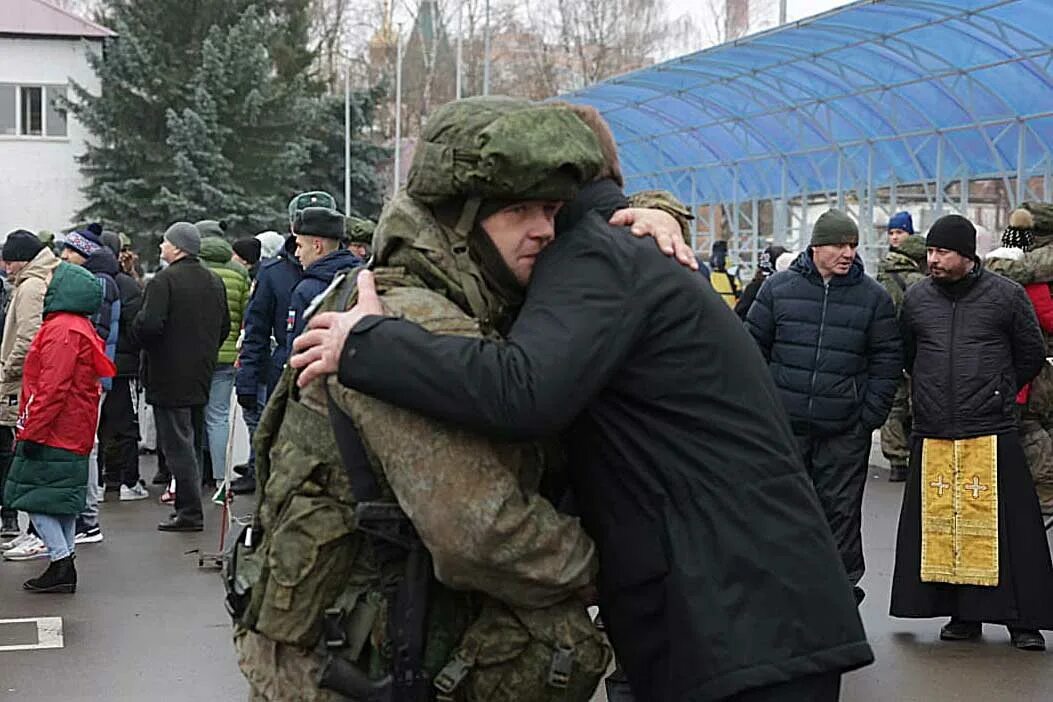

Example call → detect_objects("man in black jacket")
292 175 873 700
133 223 229 531
100 231 145 499
891 214 1053 651
746 209 902 605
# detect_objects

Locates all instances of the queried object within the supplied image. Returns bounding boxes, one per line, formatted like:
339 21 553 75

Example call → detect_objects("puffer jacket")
902 266 1045 439
200 237 251 364
4 262 116 516
0 247 60 426
746 250 903 435
83 247 121 391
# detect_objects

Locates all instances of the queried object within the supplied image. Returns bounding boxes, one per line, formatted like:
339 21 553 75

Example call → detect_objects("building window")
20 86 42 136
0 84 68 138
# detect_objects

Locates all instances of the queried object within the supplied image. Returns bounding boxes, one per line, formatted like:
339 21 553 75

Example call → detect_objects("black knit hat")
232 238 262 266
3 230 45 262
294 207 345 240
926 214 976 260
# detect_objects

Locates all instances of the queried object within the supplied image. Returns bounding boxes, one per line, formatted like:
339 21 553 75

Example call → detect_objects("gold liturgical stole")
920 436 999 587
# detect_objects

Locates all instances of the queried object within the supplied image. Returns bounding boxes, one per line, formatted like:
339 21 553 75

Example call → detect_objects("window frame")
0 82 69 141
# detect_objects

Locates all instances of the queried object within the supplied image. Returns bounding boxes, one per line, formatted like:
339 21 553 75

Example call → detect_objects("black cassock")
890 432 1053 629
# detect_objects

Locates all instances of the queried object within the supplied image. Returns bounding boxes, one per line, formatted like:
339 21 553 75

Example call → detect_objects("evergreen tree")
302 87 389 221
66 0 369 241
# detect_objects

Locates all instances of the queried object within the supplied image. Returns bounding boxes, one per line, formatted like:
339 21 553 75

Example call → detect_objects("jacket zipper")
808 281 831 419
949 300 957 435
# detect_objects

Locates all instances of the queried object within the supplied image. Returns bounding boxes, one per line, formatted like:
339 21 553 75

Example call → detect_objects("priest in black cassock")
891 214 1053 651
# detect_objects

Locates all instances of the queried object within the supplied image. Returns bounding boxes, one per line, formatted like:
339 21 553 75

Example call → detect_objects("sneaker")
160 488 175 505
74 525 104 545
98 490 105 503
1 532 34 552
120 481 150 501
3 534 48 561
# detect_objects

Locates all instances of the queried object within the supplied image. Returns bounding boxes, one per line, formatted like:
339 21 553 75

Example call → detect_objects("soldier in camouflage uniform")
345 217 375 261
230 97 618 701
876 234 927 482
986 203 1053 511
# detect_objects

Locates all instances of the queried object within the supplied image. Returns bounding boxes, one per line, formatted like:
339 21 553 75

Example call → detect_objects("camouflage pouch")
433 598 611 702
1028 360 1053 420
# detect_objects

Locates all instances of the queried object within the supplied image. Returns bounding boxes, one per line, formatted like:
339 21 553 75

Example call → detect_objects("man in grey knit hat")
747 209 902 605
132 222 228 531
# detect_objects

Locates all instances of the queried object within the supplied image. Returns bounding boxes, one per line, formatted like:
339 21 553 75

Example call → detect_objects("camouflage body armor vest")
227 260 609 700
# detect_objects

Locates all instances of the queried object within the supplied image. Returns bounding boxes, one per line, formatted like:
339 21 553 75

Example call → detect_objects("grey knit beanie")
164 222 201 257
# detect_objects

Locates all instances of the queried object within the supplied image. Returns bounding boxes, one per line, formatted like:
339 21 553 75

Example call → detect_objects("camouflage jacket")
986 233 1053 285
877 250 926 311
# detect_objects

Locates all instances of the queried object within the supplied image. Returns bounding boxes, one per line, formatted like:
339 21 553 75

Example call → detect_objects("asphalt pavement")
1 438 1052 701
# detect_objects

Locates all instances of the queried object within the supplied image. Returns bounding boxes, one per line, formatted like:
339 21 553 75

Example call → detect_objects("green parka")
200 237 250 364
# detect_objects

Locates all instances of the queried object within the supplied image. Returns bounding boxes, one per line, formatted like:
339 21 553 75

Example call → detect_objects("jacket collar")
791 248 865 286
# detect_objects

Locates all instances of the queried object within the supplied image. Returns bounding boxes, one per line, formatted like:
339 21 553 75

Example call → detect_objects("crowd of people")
1 94 1052 702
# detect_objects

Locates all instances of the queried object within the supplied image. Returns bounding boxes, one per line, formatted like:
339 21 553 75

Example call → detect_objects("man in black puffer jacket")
747 209 902 604
890 214 1053 651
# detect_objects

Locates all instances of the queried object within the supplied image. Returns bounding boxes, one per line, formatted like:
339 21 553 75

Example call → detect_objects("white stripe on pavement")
0 617 64 651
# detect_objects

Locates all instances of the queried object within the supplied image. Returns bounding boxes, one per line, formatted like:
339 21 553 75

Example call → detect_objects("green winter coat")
877 237 927 311
201 237 250 364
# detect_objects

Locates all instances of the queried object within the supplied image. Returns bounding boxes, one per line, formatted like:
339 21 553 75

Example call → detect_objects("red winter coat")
17 312 117 455
1017 283 1053 405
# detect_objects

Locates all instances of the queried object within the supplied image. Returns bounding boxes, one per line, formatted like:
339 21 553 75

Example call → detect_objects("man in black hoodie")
100 232 145 500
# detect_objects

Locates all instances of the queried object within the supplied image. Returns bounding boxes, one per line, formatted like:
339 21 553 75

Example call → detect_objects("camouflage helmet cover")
1023 201 1053 235
406 96 605 207
346 216 376 244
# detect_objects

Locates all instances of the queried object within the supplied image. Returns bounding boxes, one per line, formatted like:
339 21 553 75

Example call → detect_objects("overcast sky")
667 0 854 50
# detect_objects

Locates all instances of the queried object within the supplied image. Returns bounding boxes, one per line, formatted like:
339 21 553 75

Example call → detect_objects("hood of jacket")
43 261 103 317
14 247 59 288
200 236 234 265
790 248 865 287
83 246 120 278
302 248 361 283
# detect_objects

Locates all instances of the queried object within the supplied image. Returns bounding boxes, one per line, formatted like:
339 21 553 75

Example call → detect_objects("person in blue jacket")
232 192 334 494
285 207 361 341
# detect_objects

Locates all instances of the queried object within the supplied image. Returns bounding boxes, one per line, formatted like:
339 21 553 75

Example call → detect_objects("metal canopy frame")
560 0 1053 272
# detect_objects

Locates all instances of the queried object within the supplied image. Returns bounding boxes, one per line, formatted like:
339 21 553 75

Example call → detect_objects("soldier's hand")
291 270 384 388
610 208 699 271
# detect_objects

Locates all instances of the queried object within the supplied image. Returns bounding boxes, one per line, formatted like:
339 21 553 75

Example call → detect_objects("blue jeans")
77 393 106 530
30 513 76 561
205 364 236 481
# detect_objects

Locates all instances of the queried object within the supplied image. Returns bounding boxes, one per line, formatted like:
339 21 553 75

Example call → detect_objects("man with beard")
292 122 873 700
891 214 1053 651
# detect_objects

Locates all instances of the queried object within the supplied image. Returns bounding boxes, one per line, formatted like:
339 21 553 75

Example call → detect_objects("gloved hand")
237 394 258 411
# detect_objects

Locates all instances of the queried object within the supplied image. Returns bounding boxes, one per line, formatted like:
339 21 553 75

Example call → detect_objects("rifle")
324 391 433 702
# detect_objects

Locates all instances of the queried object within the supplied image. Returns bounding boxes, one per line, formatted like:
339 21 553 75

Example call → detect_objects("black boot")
940 618 982 641
0 514 19 538
1009 628 1046 651
230 474 256 495
151 470 172 485
889 464 908 482
23 556 77 594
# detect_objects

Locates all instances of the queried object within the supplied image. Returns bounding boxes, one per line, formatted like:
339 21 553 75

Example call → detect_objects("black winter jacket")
747 251 902 436
338 179 873 701
113 271 143 377
132 257 229 407
902 267 1045 439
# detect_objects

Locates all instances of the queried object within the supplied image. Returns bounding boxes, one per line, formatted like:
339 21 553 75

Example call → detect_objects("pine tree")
302 87 389 221
66 0 381 241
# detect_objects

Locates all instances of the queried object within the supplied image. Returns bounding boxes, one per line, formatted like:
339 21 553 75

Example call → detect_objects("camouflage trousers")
1019 417 1053 512
880 379 911 468
234 628 344 702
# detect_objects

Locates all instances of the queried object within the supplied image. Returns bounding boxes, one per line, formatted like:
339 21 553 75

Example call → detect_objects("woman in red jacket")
3 262 116 593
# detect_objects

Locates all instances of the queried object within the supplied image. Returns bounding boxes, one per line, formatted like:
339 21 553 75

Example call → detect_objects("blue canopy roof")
561 0 1053 208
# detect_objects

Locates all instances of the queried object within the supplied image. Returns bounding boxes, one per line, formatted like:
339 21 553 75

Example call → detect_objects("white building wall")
0 37 103 239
